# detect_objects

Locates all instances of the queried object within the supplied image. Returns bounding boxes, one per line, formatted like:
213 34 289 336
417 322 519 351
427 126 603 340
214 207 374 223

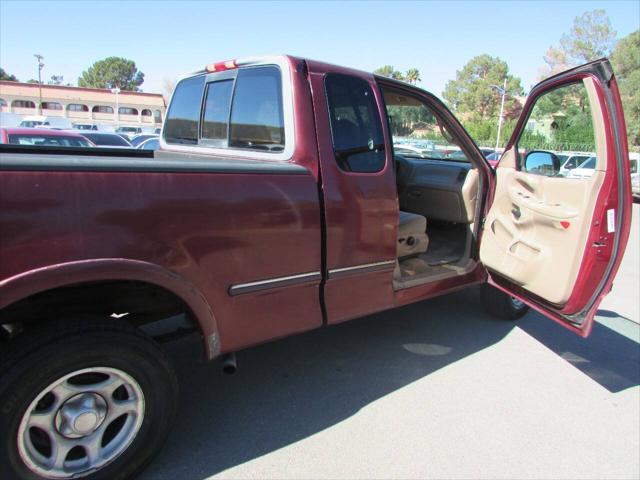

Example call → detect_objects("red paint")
560 221 570 229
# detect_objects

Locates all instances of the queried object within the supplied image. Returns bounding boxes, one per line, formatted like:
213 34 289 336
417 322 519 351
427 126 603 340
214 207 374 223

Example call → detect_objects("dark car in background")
77 131 133 148
136 137 160 150
130 134 159 147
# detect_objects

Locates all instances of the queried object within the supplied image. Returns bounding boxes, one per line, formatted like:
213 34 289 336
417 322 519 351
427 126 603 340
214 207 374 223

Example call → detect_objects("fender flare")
0 258 221 359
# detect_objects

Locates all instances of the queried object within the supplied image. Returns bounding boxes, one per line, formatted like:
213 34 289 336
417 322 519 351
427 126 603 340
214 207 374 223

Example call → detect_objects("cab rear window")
165 66 285 153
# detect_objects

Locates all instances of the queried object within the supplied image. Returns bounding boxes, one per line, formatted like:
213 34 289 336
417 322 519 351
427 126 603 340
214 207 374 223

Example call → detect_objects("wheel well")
0 280 201 346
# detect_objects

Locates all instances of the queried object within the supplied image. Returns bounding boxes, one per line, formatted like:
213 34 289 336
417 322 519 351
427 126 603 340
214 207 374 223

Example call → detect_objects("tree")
540 9 617 79
78 57 144 91
0 68 17 81
162 77 177 104
405 68 421 84
26 79 40 84
560 9 616 63
611 30 640 147
374 65 405 81
442 55 524 121
48 75 64 85
539 46 571 79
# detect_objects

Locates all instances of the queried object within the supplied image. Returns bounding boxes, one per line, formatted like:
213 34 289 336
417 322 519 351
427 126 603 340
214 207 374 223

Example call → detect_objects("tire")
0 318 178 480
480 284 530 321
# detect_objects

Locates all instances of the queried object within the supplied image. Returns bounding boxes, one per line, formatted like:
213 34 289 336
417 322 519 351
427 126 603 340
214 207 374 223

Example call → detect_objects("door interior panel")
396 157 476 223
481 149 605 305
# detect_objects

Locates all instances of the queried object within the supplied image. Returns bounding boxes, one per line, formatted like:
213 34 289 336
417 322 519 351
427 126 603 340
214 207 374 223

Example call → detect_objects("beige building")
0 81 165 127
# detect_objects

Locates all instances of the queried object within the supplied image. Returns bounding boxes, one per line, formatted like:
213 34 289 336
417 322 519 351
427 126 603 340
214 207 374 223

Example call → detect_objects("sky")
1 0 639 99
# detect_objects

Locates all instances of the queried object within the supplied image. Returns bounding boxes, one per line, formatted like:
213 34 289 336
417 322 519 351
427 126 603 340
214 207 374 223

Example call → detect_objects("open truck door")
480 59 633 337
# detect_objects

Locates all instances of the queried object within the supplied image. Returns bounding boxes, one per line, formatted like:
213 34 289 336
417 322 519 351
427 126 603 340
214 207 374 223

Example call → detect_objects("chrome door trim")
328 260 396 280
229 271 321 296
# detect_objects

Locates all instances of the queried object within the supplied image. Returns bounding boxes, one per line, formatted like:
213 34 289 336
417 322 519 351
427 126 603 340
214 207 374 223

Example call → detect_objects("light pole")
111 87 121 129
34 54 44 115
490 78 508 153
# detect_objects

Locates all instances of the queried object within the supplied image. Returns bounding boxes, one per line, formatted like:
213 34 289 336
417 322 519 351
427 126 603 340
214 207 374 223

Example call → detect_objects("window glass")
164 75 204 145
201 80 233 145
519 82 596 178
8 135 93 147
383 88 468 162
325 74 385 172
82 133 131 147
229 67 285 152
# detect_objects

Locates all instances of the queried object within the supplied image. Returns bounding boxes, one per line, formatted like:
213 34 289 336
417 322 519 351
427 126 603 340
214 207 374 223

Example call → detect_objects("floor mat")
422 223 467 266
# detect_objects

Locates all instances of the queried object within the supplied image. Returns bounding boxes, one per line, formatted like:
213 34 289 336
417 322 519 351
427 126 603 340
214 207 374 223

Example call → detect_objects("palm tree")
374 65 395 78
405 68 421 84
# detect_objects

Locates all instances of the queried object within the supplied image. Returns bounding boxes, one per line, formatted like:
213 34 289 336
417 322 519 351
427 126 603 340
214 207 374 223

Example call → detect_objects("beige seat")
397 211 429 258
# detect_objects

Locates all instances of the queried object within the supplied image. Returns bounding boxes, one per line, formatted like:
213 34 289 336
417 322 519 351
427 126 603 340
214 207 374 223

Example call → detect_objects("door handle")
511 207 521 220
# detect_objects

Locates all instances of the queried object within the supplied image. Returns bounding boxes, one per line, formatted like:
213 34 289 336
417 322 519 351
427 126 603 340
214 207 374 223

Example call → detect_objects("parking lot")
142 204 639 480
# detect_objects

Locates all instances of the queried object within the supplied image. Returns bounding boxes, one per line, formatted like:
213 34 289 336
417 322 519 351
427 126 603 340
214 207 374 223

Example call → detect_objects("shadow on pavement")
518 309 640 393
143 287 639 479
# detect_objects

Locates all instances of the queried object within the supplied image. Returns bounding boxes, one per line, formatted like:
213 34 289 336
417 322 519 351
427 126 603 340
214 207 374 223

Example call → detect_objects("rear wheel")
480 284 529 320
0 319 178 480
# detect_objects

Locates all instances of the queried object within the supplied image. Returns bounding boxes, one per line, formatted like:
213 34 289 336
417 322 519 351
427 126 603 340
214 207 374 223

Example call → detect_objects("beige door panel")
481 162 604 305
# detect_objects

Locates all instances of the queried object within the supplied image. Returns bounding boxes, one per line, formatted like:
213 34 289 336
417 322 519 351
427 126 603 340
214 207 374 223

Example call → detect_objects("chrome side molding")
328 260 396 279
229 271 321 296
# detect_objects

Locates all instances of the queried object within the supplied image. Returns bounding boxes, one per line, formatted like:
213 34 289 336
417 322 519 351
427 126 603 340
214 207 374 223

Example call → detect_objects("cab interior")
381 86 483 290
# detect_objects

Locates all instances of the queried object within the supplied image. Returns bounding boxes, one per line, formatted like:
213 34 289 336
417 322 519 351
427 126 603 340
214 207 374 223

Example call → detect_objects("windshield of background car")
82 133 131 146
7 134 93 147
382 87 468 162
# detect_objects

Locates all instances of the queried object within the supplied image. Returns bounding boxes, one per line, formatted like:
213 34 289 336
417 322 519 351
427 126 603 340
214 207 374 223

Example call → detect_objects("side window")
382 88 468 162
164 75 204 145
201 80 234 146
518 82 596 178
230 66 285 152
325 74 386 173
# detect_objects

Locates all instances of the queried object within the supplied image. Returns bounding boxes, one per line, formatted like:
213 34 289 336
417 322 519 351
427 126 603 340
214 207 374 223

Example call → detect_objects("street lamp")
111 87 121 129
490 78 508 154
34 54 44 115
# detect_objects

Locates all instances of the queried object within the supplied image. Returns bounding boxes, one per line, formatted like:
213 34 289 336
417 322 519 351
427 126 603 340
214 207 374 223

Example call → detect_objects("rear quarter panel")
0 164 323 353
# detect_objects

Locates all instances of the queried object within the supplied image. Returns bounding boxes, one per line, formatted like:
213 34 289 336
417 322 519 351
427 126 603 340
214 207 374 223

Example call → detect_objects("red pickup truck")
0 56 632 480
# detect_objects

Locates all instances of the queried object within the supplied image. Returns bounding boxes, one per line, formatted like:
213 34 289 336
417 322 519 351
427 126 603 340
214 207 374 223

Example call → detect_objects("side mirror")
524 150 560 177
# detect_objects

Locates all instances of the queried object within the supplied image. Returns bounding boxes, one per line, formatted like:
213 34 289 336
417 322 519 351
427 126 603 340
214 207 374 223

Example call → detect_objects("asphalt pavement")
141 204 639 480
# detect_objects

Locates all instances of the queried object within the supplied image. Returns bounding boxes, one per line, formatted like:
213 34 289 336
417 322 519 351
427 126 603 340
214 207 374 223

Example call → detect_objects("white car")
558 152 592 176
567 156 596 179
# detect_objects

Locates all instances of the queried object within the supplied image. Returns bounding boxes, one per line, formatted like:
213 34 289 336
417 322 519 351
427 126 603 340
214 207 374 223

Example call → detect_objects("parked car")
115 126 143 139
567 156 597 179
0 56 632 480
130 133 159 147
19 115 72 130
558 152 593 176
485 151 502 168
136 137 160 150
393 144 432 158
72 123 99 131
77 131 133 148
0 127 94 147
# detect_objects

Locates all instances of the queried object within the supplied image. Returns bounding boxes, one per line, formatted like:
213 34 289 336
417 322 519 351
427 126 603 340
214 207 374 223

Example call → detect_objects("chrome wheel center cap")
55 392 107 438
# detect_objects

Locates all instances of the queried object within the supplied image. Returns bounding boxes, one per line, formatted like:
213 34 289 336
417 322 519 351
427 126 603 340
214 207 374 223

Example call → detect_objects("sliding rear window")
164 75 205 145
165 66 285 153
